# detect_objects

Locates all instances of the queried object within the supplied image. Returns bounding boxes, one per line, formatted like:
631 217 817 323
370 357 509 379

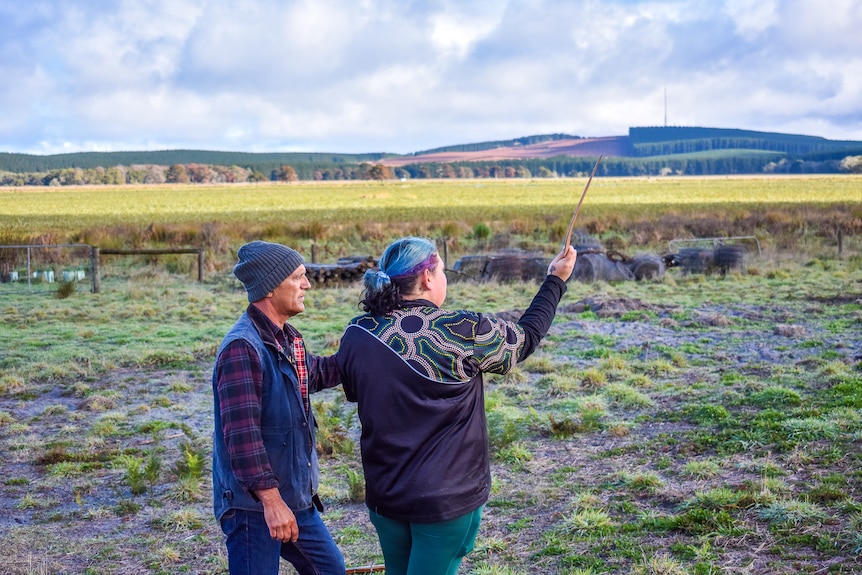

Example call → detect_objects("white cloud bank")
1 0 860 154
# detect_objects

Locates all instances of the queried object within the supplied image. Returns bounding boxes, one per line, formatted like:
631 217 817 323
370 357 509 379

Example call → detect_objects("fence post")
197 249 204 282
838 227 844 259
91 247 101 293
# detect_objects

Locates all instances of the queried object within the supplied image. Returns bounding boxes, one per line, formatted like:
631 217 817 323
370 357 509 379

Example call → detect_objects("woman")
338 237 576 575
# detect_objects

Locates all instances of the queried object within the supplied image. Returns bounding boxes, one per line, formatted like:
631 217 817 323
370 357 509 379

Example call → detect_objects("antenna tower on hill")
664 85 667 127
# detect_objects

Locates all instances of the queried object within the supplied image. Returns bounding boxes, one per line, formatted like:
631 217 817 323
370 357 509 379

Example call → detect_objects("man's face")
270 265 311 318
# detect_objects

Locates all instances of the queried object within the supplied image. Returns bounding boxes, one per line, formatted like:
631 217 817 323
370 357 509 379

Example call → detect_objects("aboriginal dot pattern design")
350 307 526 383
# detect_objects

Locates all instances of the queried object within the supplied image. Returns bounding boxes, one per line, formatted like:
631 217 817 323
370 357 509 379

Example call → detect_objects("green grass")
2 177 859 230
1 177 859 270
1 189 861 573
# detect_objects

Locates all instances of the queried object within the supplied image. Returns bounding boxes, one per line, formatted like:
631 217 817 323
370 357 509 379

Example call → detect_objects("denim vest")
212 312 319 520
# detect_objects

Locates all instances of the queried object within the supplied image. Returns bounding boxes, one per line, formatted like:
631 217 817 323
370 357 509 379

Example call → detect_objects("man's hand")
548 245 577 282
255 487 299 543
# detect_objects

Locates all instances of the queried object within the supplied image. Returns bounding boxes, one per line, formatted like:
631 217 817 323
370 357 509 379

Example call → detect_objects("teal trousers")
368 506 483 575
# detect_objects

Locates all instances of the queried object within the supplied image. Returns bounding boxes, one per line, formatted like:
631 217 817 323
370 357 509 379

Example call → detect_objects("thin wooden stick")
562 155 602 251
345 564 386 574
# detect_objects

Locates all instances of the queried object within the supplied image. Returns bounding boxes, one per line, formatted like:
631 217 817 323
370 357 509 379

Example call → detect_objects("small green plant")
750 386 802 408
604 383 654 409
599 354 628 372
56 279 77 299
616 472 663 493
537 373 577 396
120 456 147 496
487 407 525 449
495 442 532 466
346 468 365 503
468 564 522 575
626 373 653 388
684 403 730 424
151 509 206 532
113 499 141 516
521 355 556 374
681 486 744 511
16 493 40 509
837 512 862 554
0 410 15 426
315 400 356 457
673 508 738 535
548 413 579 438
335 524 365 545
144 452 162 488
757 499 828 526
632 553 688 575
169 440 205 501
562 508 615 536
580 368 608 390
473 222 491 244
681 459 721 479
48 461 86 478
642 359 675 376
151 545 181 568
579 402 607 433
173 440 205 481
781 416 839 441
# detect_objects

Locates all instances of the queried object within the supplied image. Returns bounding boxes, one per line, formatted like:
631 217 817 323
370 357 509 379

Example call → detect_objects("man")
212 240 345 575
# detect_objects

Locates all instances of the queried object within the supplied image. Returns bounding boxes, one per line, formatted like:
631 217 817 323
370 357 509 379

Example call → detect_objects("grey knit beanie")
233 241 305 302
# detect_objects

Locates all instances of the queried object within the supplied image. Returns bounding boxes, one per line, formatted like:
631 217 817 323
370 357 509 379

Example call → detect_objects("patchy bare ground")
2 289 861 574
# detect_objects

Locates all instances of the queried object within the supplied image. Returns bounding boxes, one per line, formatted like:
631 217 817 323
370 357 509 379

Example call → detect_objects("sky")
1 0 861 156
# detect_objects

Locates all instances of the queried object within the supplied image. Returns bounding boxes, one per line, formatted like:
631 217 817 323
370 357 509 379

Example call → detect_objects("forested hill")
1 127 861 182
410 133 582 155
0 149 391 174
629 126 862 157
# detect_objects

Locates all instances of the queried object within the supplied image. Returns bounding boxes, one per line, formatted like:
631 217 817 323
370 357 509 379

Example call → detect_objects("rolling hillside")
1 126 861 180
379 136 629 167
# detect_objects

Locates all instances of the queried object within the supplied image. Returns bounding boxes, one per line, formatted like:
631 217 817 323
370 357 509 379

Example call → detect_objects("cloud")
0 0 860 154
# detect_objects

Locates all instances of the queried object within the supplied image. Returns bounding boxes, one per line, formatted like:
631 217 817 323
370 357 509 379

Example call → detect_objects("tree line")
3 126 861 186
3 153 860 187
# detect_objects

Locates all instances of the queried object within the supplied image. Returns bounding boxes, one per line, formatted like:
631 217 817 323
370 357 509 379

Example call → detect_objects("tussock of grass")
681 486 744 511
561 508 615 536
757 499 828 526
521 354 556 374
615 471 664 493
680 459 721 479
631 553 688 575
604 383 654 409
580 368 608 390
750 385 803 408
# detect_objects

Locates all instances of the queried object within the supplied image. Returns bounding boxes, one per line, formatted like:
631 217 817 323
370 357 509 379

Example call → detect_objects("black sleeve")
516 275 567 361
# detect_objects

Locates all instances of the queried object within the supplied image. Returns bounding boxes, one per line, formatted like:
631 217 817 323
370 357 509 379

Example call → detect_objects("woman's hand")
548 245 577 281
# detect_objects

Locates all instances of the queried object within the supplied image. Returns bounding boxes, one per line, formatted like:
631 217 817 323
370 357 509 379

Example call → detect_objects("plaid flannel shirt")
215 305 340 493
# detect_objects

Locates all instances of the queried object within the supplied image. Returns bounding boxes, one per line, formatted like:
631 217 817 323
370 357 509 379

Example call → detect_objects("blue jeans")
220 506 345 575
368 506 483 575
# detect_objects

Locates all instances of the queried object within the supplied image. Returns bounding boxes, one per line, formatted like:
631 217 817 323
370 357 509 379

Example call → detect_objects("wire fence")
0 243 94 293
0 244 205 294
